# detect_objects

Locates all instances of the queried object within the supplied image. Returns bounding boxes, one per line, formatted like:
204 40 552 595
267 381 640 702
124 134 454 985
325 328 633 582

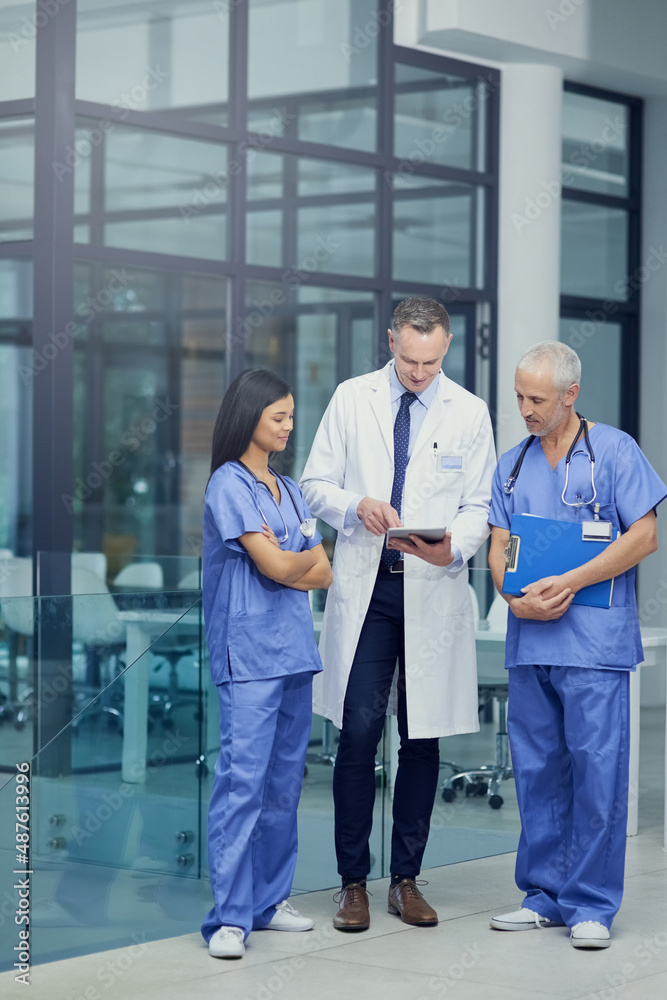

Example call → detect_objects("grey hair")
392 297 450 337
517 341 581 395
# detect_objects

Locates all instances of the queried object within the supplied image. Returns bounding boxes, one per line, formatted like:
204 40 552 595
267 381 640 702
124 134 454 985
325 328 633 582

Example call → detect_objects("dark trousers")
332 570 440 879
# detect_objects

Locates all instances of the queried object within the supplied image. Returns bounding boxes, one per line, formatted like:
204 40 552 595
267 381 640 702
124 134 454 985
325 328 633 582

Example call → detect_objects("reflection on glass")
244 282 374 476
559 319 622 428
72 263 226 558
0 4 35 101
76 0 229 123
75 122 229 259
561 201 628 300
248 0 378 152
393 175 481 288
394 63 486 172
561 91 629 197
0 118 34 242
247 151 376 276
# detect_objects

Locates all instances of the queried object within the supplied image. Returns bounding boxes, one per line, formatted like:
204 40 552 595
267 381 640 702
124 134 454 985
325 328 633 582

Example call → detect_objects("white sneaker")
570 921 611 949
265 900 315 932
490 907 564 931
208 926 245 958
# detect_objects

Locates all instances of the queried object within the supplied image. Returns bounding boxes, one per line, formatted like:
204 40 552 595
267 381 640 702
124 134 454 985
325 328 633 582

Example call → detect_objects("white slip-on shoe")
490 907 564 931
570 921 611 949
208 926 245 958
265 899 315 932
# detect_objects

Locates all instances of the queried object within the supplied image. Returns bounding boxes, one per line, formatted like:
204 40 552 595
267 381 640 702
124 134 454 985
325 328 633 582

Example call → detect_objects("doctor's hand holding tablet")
356 497 454 565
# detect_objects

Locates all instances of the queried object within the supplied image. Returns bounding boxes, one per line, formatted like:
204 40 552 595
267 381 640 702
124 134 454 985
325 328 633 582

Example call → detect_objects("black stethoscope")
237 461 316 540
503 412 597 509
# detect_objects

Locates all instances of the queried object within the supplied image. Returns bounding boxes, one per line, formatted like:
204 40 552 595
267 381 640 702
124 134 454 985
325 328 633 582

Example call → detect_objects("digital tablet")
386 527 447 544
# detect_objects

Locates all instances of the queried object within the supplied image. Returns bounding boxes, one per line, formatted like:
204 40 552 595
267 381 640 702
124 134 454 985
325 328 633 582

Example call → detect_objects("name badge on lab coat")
437 453 464 473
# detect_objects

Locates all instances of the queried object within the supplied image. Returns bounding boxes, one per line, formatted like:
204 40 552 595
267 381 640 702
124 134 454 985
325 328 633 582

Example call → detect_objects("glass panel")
0 2 35 101
0 258 32 319
559 318 622 428
76 121 229 259
0 260 33 556
394 63 487 172
76 0 229 124
72 263 226 559
0 118 34 243
561 201 628 300
244 281 374 479
562 91 629 197
0 591 211 969
248 0 378 153
393 175 482 288
247 151 376 276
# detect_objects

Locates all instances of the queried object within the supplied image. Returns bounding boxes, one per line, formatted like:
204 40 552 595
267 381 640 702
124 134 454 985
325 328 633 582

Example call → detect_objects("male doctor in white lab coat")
300 298 496 931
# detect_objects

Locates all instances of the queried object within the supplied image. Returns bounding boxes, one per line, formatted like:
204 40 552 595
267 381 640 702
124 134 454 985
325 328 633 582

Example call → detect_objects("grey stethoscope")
237 461 316 541
503 412 597 509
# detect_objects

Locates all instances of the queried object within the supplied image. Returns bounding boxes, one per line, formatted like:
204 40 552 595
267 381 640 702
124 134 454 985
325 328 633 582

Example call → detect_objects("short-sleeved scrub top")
203 462 324 684
490 423 667 671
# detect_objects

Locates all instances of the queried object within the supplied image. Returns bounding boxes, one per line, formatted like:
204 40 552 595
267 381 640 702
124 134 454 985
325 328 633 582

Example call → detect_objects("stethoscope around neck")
503 412 597 509
237 460 316 540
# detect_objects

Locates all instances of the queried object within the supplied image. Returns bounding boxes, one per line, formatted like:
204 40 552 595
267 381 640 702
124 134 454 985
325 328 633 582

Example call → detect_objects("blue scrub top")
490 423 667 671
203 462 324 684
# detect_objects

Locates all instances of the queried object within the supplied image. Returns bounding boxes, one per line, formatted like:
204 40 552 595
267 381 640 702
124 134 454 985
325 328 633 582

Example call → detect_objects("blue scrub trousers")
508 664 630 929
201 671 313 943
333 569 440 879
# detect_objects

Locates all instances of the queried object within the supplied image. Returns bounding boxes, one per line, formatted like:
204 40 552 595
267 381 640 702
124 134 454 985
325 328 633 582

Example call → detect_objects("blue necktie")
382 390 417 568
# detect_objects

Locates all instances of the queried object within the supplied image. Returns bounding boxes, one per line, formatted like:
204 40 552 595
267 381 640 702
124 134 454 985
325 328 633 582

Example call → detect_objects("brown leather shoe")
387 879 438 926
333 883 370 931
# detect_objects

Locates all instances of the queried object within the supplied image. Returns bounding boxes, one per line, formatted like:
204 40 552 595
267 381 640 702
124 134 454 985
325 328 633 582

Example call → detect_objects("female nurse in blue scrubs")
200 369 332 959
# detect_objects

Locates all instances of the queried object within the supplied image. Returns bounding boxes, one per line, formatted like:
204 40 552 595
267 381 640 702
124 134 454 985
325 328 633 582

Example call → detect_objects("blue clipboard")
503 513 618 608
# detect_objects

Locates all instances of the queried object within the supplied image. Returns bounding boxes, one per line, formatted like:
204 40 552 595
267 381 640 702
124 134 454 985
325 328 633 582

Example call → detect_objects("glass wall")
0 0 499 561
559 83 641 436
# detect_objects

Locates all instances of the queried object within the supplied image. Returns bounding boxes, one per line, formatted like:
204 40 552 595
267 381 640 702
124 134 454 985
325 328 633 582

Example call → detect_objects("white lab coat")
300 363 496 739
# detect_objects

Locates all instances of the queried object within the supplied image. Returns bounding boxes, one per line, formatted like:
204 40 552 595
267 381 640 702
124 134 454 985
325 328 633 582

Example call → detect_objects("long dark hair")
209 369 293 478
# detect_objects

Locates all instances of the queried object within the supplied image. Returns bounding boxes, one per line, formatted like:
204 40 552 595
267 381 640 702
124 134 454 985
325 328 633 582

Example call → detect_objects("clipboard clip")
504 534 520 572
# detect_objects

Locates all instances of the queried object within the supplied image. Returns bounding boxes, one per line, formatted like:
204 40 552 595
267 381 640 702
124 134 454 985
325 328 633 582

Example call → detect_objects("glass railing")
0 592 206 970
0 563 521 971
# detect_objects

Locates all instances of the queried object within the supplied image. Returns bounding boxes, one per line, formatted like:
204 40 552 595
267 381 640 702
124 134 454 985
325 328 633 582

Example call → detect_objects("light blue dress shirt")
344 364 463 571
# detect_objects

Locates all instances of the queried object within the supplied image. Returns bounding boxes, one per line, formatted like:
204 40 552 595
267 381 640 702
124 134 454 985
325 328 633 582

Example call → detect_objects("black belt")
378 559 404 575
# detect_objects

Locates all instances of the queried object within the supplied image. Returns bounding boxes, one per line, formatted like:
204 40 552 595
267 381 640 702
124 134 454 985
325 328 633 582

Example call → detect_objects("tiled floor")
1 708 665 1000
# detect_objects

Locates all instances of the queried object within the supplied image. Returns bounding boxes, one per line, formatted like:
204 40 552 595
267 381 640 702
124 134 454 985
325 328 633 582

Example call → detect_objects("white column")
496 64 564 456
